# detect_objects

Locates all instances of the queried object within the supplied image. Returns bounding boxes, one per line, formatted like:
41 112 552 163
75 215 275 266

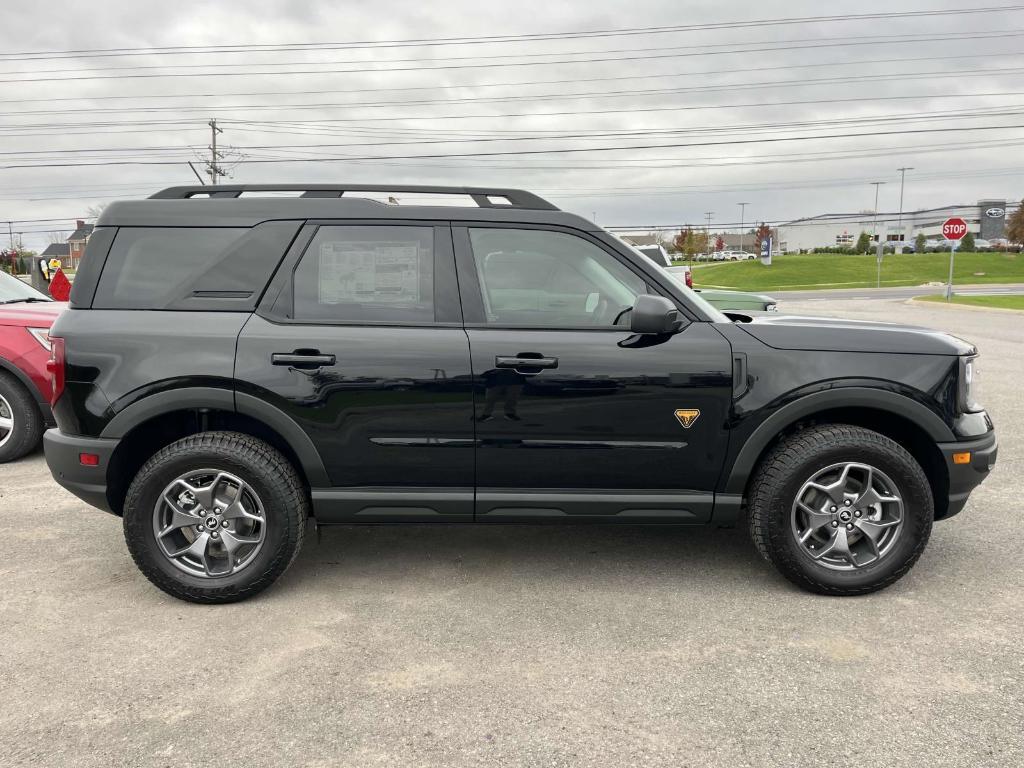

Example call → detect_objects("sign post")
760 235 772 266
941 217 967 301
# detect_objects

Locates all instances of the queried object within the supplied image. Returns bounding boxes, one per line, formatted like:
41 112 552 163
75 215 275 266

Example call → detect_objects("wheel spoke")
855 518 900 544
221 482 261 522
158 494 203 537
813 526 855 566
0 415 13 431
168 531 211 572
186 472 229 511
220 529 260 557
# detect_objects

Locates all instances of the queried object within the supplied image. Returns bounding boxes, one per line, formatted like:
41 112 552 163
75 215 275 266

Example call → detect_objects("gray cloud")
2 0 1023 249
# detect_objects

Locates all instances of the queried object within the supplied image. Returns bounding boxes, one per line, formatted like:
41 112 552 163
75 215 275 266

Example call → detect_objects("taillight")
45 336 65 406
685 271 693 289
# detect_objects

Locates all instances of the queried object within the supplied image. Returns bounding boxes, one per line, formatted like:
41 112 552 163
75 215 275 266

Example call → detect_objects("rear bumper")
936 430 998 520
43 428 119 515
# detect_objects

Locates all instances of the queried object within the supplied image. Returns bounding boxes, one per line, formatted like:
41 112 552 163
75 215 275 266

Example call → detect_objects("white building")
779 199 1015 252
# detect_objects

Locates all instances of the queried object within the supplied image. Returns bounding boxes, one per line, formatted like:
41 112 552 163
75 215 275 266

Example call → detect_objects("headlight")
27 327 51 351
959 355 981 413
765 303 778 312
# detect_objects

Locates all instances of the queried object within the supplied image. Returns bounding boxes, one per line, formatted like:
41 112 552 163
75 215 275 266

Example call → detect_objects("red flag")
49 268 71 301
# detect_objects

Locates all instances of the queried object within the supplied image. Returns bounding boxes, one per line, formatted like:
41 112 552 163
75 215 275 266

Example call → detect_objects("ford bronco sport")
43 185 997 603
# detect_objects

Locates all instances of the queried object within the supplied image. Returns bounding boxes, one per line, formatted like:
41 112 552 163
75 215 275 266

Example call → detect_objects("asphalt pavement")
0 296 1021 767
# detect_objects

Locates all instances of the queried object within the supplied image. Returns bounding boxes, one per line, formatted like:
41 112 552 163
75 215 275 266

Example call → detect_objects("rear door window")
291 225 435 323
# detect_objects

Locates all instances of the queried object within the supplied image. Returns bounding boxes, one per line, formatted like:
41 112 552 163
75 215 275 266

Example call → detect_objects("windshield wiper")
0 297 52 304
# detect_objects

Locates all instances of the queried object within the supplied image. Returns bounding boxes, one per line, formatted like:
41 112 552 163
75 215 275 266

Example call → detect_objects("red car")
0 271 63 462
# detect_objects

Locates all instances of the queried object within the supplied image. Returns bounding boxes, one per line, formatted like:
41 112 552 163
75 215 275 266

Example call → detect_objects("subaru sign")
986 207 1005 218
760 236 772 266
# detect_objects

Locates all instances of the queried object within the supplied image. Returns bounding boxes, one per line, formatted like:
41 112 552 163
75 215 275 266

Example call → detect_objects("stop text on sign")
942 217 968 241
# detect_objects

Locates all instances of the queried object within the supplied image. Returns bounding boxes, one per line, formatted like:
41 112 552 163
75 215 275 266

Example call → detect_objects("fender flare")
100 386 330 488
722 387 955 495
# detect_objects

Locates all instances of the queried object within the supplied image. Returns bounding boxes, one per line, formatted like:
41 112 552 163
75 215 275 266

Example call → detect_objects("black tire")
0 371 44 463
123 431 308 604
749 424 933 596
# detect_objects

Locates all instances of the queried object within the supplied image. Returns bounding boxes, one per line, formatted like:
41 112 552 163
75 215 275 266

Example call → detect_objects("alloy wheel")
791 462 904 571
0 392 13 448
152 469 266 578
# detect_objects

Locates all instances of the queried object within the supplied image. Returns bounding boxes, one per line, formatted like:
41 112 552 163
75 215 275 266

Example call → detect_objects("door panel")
453 223 733 523
466 324 732 521
236 222 474 522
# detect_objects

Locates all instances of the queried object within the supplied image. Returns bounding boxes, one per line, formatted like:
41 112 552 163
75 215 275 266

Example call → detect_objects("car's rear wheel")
749 424 933 595
0 371 43 463
123 431 308 603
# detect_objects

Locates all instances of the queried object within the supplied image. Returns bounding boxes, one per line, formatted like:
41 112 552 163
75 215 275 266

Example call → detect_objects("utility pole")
206 118 226 185
896 167 913 253
704 211 713 257
7 221 13 250
737 202 749 254
870 181 887 289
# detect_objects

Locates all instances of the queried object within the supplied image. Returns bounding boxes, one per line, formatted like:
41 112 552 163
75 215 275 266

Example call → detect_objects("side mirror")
629 294 685 335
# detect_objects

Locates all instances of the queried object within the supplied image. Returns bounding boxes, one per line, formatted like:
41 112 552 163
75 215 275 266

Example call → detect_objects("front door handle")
272 351 336 369
495 354 559 371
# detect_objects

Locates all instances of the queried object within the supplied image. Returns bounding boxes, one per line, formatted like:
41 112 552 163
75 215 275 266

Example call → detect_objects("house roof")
67 223 94 241
41 242 71 257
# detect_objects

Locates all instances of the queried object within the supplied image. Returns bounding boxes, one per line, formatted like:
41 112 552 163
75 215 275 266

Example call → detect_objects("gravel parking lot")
1 296 1021 768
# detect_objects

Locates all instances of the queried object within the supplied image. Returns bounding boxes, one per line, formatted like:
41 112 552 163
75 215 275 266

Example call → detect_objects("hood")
0 301 66 328
738 313 975 356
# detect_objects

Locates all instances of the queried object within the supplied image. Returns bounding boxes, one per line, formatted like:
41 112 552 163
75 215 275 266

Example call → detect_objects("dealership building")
779 199 1015 252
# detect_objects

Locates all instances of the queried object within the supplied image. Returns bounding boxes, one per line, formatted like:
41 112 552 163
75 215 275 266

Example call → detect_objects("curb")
907 297 1024 314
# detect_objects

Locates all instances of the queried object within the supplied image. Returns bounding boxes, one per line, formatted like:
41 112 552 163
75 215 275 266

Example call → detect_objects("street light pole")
737 202 749 254
896 167 913 253
704 211 713 257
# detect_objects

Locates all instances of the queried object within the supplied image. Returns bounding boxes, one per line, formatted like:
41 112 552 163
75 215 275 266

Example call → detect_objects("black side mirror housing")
629 294 686 335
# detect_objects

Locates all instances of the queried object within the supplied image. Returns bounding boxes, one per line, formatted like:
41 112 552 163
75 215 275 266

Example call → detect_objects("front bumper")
936 430 998 520
43 428 119 514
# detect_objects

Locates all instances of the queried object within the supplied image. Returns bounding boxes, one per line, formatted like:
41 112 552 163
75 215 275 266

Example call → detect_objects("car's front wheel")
123 431 308 603
749 424 933 595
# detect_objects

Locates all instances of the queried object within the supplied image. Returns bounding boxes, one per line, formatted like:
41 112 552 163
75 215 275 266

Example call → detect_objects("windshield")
0 271 51 303
610 235 731 323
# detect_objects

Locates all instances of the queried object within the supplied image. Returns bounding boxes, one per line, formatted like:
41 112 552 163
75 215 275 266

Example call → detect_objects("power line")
5 32 1024 84
4 48 1020 109
4 91 1024 138
5 6 1022 61
5 122 1024 170
6 105 1023 159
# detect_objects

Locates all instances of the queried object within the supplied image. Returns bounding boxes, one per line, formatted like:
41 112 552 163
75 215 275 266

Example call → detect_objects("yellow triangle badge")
674 409 701 429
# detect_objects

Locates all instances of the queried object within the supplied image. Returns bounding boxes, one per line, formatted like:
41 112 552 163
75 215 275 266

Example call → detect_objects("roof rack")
149 184 559 211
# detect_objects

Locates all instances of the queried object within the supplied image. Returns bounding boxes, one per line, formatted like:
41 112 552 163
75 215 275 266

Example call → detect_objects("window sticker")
317 241 421 304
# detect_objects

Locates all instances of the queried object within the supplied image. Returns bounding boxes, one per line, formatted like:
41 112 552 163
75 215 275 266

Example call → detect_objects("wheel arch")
0 357 45 406
724 388 952 519
103 391 328 516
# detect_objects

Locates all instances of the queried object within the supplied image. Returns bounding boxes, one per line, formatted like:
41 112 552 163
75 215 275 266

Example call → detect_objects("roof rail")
149 184 559 211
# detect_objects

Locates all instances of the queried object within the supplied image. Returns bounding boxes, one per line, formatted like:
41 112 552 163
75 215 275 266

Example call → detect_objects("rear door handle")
272 351 336 368
495 355 558 371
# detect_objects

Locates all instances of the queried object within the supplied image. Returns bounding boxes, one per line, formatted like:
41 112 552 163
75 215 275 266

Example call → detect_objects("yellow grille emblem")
674 409 701 429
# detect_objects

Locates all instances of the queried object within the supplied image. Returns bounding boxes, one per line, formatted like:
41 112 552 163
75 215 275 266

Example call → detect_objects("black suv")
43 185 997 603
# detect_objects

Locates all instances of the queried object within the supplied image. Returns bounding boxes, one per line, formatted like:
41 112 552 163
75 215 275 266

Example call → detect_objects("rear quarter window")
92 222 300 310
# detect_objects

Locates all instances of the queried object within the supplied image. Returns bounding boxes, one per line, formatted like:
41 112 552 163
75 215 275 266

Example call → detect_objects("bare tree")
85 203 108 222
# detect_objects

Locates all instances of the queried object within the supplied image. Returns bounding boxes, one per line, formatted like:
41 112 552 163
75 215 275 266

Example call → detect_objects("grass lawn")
916 294 1024 310
685 252 1024 291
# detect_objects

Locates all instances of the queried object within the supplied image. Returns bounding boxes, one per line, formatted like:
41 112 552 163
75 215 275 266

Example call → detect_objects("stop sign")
942 217 968 241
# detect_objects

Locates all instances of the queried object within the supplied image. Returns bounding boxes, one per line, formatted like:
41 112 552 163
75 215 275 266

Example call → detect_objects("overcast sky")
2 0 1023 250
